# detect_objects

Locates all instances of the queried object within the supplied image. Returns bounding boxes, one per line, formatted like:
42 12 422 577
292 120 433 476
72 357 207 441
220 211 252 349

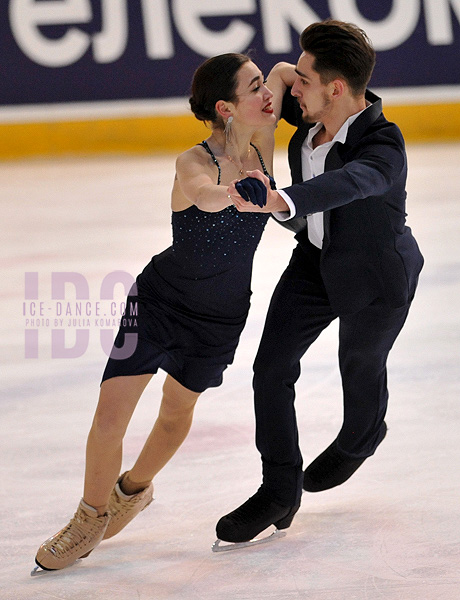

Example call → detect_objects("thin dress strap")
199 140 221 185
250 142 270 177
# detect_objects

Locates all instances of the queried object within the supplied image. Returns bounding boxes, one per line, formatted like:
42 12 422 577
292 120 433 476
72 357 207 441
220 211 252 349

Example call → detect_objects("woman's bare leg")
125 375 200 490
83 374 153 513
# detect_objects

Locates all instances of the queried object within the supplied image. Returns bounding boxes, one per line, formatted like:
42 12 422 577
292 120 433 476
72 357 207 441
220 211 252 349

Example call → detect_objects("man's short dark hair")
300 20 376 96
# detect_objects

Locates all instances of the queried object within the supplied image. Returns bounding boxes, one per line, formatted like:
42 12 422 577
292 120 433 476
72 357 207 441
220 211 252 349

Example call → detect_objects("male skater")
216 20 424 544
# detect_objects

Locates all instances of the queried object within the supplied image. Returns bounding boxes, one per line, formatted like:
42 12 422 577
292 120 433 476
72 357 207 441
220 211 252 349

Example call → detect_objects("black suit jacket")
278 90 424 314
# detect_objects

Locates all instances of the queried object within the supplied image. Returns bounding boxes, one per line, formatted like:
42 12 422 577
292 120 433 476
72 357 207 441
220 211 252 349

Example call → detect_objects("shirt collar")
306 103 371 149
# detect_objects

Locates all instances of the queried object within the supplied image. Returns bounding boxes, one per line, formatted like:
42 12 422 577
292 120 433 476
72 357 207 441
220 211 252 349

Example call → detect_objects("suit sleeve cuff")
273 190 296 221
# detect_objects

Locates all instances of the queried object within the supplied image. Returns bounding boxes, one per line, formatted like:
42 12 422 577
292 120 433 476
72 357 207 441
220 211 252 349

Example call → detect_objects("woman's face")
230 61 275 129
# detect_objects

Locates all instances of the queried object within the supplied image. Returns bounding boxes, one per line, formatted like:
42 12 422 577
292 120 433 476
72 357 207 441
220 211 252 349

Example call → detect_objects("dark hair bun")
189 96 216 123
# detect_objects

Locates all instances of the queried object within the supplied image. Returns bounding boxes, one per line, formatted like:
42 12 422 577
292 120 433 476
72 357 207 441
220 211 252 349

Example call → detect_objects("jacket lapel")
288 122 310 184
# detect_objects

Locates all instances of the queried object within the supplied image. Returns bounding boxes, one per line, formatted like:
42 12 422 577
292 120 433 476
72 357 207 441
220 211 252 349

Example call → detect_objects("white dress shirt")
275 106 368 248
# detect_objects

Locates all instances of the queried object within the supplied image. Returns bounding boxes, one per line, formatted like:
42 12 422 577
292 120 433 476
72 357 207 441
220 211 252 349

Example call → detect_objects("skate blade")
212 528 286 553
30 565 52 576
30 557 84 576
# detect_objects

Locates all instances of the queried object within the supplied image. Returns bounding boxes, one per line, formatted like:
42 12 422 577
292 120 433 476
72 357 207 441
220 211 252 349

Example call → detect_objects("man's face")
291 51 332 124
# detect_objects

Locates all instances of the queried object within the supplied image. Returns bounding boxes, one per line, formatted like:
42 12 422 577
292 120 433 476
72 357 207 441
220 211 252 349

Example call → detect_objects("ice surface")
1 145 459 599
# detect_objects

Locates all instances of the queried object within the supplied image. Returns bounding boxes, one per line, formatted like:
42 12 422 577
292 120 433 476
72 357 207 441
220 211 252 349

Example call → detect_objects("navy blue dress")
101 143 270 392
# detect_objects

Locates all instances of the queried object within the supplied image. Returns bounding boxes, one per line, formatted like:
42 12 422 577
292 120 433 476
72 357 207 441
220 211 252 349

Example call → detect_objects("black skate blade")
212 528 286 553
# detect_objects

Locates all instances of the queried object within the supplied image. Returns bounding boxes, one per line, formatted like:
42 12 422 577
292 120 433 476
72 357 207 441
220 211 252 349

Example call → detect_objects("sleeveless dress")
101 142 271 392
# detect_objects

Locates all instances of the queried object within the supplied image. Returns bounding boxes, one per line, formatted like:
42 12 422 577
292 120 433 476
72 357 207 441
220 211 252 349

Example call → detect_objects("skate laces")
49 507 104 556
110 486 145 517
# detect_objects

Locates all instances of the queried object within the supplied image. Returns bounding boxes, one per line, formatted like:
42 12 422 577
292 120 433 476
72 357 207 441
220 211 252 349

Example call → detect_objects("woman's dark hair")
300 20 376 96
189 53 251 128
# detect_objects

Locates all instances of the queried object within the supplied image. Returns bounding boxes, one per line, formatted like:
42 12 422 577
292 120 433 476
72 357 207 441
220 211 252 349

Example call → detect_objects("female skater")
35 53 277 571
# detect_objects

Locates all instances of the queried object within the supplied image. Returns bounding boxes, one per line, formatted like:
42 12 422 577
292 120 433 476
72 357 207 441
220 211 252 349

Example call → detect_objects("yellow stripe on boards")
383 103 460 143
0 115 207 159
1 103 459 159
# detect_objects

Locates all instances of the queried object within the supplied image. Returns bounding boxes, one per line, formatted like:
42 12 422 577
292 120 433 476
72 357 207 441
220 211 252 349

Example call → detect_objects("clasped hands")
227 170 288 213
